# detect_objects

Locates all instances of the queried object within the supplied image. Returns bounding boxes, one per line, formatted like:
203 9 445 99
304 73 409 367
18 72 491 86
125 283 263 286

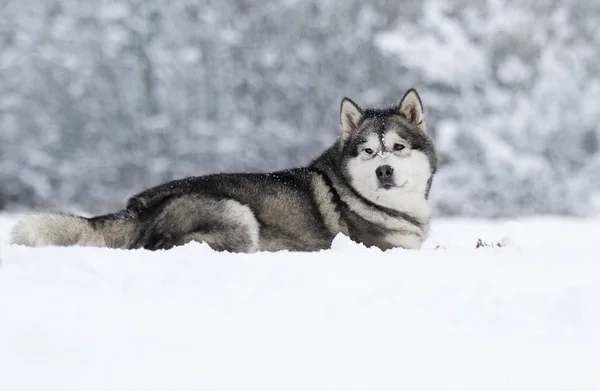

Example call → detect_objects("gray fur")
11 89 437 253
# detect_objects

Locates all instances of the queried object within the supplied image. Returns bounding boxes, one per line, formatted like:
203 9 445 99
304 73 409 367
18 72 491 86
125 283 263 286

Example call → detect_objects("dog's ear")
398 89 426 132
340 97 364 141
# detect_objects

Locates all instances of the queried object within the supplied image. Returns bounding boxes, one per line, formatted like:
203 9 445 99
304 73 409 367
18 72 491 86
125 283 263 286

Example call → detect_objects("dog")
10 89 437 252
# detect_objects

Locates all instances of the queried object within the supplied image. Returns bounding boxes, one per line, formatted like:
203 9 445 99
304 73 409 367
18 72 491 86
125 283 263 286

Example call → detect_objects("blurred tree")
0 0 598 217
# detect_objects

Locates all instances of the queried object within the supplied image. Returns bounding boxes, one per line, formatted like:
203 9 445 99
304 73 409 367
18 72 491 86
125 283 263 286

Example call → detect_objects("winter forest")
1 0 599 217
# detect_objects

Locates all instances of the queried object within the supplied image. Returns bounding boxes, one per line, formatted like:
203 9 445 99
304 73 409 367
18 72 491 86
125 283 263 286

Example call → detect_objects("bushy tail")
10 212 137 249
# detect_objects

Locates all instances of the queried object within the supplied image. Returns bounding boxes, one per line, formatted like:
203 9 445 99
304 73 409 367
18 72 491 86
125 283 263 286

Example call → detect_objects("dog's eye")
364 148 374 155
393 143 405 151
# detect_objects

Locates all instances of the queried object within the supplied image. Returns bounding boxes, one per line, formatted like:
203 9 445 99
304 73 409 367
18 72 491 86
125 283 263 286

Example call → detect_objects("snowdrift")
1 215 599 390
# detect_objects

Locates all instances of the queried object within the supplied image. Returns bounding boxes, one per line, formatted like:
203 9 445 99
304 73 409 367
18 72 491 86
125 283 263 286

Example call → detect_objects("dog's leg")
143 195 260 253
180 226 259 253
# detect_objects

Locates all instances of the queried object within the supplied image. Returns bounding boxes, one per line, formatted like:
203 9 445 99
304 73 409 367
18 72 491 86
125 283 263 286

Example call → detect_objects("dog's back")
11 169 339 252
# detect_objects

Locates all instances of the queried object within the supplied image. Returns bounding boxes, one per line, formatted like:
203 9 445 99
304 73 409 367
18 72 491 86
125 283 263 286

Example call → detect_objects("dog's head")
338 89 437 210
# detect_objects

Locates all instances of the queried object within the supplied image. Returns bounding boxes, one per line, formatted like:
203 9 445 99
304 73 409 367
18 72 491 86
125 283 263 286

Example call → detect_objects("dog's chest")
342 210 426 250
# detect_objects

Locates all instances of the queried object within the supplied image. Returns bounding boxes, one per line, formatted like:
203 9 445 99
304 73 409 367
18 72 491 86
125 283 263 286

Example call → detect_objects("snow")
98 3 129 21
374 2 486 87
496 56 533 86
1 214 600 390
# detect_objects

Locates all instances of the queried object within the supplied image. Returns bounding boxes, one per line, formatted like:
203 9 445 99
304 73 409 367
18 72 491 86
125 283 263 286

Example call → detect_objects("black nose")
376 165 394 180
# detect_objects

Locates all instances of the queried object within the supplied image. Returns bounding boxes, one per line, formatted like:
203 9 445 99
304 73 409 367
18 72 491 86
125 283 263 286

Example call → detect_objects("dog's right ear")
340 97 364 142
398 89 426 132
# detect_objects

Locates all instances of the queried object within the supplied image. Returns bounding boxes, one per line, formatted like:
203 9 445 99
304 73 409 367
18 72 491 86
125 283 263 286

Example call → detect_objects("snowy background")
1 0 599 217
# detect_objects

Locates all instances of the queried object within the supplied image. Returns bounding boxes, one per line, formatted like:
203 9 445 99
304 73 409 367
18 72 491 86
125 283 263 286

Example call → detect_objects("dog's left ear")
398 89 426 132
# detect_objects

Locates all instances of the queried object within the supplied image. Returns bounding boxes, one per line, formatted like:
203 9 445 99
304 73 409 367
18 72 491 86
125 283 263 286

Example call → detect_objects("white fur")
346 133 432 223
342 129 432 249
382 131 407 151
10 213 104 247
339 191 426 235
384 231 423 249
223 200 260 253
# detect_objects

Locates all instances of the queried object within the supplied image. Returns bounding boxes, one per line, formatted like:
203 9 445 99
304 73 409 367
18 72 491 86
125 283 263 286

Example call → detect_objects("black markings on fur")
342 180 425 230
312 167 344 215
89 208 137 223
425 176 434 200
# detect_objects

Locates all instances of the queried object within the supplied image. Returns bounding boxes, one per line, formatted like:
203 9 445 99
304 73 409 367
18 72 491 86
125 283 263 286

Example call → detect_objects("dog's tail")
10 211 139 249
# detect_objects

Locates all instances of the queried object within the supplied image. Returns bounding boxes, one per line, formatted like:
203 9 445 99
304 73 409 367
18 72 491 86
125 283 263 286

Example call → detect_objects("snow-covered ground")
1 213 600 390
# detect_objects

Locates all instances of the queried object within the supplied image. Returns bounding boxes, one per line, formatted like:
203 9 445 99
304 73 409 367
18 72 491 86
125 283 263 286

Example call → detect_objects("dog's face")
339 89 437 210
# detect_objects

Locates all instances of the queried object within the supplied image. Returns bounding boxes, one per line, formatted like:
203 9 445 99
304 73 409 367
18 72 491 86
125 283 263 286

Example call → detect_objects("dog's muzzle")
376 165 394 189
